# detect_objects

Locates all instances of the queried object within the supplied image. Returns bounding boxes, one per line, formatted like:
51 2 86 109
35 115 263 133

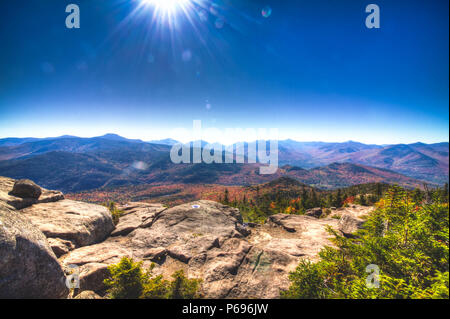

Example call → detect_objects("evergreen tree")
412 188 423 204
223 188 229 204
334 189 343 207
359 194 366 206
376 183 383 199
282 185 449 299
105 258 202 299
312 190 319 208
104 257 147 299
327 193 333 207
442 183 449 203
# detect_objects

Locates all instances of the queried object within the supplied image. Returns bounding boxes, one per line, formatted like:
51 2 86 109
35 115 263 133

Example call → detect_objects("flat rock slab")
225 245 299 298
61 200 368 299
21 199 115 249
267 214 340 259
118 202 166 216
61 239 132 266
111 202 166 236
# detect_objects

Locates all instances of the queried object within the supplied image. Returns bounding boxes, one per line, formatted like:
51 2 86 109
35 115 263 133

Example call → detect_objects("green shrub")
142 269 202 299
281 259 330 299
141 274 170 299
103 201 124 225
104 257 202 299
282 185 449 299
104 257 147 299
168 270 202 299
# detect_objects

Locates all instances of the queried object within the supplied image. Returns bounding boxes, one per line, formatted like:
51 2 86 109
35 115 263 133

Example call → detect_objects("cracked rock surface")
60 200 371 298
0 176 373 298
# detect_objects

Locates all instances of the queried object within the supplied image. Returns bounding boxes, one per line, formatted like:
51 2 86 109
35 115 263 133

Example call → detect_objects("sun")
140 0 191 14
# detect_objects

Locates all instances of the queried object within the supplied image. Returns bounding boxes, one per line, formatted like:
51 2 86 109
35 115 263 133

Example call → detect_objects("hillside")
0 147 425 193
0 135 446 192
277 140 449 184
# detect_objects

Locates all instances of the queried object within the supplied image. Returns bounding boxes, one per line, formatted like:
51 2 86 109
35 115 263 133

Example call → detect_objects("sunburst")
139 0 192 17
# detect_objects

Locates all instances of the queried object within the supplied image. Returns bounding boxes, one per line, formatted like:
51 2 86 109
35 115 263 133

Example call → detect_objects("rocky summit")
0 177 373 299
0 201 68 298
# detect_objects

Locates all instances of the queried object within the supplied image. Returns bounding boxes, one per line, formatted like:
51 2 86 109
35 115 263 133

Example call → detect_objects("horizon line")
0 133 448 147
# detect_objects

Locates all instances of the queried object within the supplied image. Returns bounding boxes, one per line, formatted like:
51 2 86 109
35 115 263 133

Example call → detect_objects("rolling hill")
276 140 449 184
0 135 446 193
0 153 425 193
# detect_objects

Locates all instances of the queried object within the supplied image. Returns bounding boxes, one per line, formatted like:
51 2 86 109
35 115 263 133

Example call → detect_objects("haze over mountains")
0 134 447 193
277 139 449 185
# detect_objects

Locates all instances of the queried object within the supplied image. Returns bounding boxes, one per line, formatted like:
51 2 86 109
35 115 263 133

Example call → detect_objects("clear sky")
0 0 448 144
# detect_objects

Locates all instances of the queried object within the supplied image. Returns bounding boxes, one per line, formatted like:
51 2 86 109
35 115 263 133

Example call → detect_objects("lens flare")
262 6 272 18
106 0 258 73
140 0 190 14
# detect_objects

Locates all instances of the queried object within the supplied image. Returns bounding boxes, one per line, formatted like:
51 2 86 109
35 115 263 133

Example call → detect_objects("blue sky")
0 0 448 144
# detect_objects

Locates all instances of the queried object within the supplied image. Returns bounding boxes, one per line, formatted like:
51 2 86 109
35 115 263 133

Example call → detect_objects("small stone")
73 290 102 299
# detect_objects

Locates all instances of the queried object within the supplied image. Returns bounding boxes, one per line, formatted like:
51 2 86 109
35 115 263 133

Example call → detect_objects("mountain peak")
99 133 126 140
97 134 142 143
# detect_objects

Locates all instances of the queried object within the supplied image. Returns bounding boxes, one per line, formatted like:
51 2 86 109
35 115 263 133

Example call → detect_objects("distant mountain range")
0 134 447 193
276 140 449 185
147 138 180 146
